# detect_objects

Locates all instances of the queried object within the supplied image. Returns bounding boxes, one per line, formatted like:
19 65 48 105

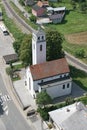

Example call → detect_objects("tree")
30 15 36 23
19 34 32 66
79 2 87 13
70 0 77 10
36 91 52 107
46 29 64 61
13 34 26 55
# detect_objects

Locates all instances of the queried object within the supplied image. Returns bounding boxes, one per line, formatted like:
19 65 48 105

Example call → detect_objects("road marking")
0 94 11 103
3 105 9 116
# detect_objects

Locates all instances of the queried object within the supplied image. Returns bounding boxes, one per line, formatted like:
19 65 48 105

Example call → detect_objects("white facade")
25 67 72 99
32 29 46 65
25 29 72 99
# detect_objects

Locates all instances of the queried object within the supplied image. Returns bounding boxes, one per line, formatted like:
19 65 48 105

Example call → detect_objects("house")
0 8 2 21
37 0 49 8
49 102 87 130
49 14 63 23
47 7 66 23
32 4 46 17
24 0 34 6
25 29 72 99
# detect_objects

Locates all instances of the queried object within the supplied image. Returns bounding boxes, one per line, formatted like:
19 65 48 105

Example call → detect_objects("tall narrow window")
40 45 42 51
29 78 31 90
62 84 65 89
67 83 69 88
42 36 44 40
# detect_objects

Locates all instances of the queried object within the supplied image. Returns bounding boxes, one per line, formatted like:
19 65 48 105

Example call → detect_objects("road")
2 0 33 34
65 52 87 73
0 29 34 130
0 74 33 130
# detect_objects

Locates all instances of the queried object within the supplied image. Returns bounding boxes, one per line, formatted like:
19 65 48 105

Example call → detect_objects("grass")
1 3 23 40
10 1 38 30
70 66 87 91
6 63 24 81
45 10 87 35
63 40 87 64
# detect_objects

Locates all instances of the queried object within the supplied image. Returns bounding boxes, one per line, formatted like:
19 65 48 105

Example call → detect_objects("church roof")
30 58 70 80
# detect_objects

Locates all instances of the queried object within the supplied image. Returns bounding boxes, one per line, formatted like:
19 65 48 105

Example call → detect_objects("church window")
38 37 40 40
29 78 31 90
67 83 69 88
40 45 42 51
42 36 44 40
62 84 65 89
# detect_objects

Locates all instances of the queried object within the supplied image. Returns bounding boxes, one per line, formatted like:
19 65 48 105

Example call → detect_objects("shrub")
30 15 36 23
75 49 85 58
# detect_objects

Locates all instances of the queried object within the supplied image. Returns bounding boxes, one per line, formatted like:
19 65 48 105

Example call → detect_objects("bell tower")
32 28 46 65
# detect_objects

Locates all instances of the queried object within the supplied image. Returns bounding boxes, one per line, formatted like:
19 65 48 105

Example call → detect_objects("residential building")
32 4 46 17
25 29 72 99
49 102 87 130
47 7 66 23
24 0 34 6
37 0 49 8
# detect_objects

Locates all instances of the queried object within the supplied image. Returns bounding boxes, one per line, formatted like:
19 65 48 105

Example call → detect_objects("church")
25 29 72 99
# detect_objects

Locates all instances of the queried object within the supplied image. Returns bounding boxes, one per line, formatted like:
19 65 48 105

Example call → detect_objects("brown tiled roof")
37 1 49 7
30 58 70 80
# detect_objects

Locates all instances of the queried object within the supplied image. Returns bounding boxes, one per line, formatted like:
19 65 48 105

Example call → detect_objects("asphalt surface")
0 74 33 130
2 0 34 33
0 28 34 130
65 52 87 73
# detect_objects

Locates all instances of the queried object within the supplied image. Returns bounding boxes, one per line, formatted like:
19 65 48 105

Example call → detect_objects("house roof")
32 4 44 11
47 7 66 12
37 1 49 7
30 58 70 80
49 102 87 130
24 0 34 5
3 53 18 64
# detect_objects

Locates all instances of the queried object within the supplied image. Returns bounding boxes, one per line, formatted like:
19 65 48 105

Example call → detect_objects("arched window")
40 45 42 51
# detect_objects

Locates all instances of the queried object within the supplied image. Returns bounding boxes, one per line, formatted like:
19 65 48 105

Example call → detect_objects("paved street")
0 29 34 130
0 74 34 130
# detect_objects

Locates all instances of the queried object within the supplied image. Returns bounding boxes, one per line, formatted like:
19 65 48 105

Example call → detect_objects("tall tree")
19 34 32 66
46 29 64 61
36 91 52 107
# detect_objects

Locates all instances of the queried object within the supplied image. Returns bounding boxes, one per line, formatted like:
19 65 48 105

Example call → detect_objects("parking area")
0 29 15 56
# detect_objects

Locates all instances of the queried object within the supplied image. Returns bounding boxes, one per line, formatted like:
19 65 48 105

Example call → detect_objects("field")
45 1 87 63
65 32 87 45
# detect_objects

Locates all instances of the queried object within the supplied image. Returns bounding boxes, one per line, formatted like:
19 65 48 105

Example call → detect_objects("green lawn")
45 10 87 35
63 40 87 64
70 66 87 91
1 4 23 40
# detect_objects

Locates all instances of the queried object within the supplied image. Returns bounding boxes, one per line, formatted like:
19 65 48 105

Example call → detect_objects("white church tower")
32 28 46 65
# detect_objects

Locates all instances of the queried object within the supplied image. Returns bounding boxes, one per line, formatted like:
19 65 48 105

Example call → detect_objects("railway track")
2 0 34 33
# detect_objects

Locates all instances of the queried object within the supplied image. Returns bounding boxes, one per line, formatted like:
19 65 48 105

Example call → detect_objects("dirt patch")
65 32 87 45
